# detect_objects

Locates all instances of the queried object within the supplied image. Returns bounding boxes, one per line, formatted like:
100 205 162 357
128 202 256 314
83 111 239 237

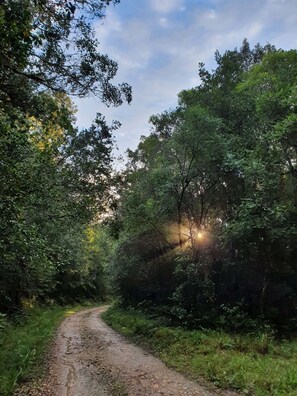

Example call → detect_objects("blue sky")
74 0 297 165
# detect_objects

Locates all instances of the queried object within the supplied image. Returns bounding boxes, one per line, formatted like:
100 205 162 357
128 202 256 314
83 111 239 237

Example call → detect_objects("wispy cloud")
74 0 297 158
150 0 185 14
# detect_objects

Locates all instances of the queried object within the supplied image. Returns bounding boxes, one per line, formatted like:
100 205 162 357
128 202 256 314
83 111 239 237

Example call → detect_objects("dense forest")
107 41 297 331
0 0 131 313
1 1 297 334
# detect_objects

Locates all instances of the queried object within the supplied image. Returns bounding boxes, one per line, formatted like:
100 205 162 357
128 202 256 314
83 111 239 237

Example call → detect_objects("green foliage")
0 0 130 312
0 0 131 106
103 307 297 396
0 305 69 395
108 41 297 331
0 96 114 310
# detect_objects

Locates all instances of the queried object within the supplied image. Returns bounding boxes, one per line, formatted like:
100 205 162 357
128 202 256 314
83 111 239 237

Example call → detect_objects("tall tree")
109 42 297 329
0 0 131 107
0 0 131 311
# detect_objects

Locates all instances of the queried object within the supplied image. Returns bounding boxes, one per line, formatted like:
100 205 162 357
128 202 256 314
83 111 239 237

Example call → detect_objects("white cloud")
94 11 122 44
150 0 184 14
159 17 169 28
247 22 263 39
204 9 216 19
74 0 297 160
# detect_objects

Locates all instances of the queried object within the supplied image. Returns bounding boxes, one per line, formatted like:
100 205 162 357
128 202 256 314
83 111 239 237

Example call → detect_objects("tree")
109 41 297 330
0 0 130 311
0 0 132 108
225 50 297 319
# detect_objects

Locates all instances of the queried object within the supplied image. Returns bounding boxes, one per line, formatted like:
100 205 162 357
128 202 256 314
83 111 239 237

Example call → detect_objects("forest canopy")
1 0 297 334
0 0 131 312
107 40 297 331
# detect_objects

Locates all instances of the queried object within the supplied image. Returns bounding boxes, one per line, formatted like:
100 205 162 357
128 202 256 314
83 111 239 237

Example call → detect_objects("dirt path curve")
21 306 238 396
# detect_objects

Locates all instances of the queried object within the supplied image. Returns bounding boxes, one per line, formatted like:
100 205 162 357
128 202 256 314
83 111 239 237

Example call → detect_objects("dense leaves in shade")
0 0 131 106
108 41 297 331
0 0 130 312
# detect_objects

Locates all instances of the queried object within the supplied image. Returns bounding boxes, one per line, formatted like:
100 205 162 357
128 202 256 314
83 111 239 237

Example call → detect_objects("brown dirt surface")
15 306 239 396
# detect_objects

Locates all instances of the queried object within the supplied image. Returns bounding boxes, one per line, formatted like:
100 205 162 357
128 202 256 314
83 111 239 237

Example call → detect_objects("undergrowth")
0 302 97 395
102 306 297 396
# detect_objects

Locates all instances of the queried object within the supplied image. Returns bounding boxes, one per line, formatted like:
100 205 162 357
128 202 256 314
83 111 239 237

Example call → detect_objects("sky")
74 0 297 166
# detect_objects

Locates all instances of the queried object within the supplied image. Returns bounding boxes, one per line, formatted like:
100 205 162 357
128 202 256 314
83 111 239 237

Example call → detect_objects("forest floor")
16 306 238 396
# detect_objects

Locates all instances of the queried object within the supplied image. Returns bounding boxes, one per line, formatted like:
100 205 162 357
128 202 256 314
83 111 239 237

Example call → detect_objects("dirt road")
18 306 237 396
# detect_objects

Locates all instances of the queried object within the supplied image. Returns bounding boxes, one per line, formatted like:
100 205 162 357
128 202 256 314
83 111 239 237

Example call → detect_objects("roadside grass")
0 302 99 396
102 306 297 396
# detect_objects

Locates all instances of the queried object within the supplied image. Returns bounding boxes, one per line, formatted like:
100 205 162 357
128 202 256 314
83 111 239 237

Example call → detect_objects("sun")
197 231 204 240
